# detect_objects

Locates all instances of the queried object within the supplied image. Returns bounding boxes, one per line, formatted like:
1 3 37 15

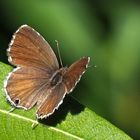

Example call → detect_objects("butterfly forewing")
8 25 59 70
63 57 90 93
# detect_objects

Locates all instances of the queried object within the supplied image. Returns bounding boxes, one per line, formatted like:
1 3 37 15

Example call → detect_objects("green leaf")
0 62 132 140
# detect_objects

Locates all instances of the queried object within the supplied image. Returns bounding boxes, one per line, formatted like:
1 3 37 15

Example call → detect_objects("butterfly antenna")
88 64 97 68
55 40 63 67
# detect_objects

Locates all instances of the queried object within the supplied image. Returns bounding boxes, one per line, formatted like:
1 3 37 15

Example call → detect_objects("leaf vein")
0 109 84 140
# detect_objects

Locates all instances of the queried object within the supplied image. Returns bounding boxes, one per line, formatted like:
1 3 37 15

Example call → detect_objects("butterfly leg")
31 120 39 129
8 107 16 113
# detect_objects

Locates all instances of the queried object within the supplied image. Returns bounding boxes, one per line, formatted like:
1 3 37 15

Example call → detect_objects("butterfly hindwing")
5 67 52 109
36 83 66 119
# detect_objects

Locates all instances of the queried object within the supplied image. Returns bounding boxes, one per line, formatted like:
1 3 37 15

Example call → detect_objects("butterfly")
4 25 90 119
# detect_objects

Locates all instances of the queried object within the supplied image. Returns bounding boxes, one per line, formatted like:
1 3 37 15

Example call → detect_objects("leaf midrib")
0 109 84 140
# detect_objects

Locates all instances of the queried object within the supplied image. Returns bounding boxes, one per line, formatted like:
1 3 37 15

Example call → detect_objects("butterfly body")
50 67 67 87
4 25 90 119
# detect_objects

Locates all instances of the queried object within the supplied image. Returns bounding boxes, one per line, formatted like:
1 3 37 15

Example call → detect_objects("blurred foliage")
0 0 140 139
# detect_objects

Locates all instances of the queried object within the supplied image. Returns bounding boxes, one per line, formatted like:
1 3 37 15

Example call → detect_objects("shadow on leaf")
38 95 85 126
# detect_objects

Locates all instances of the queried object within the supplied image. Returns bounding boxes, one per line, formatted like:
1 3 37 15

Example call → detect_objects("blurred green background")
0 0 140 139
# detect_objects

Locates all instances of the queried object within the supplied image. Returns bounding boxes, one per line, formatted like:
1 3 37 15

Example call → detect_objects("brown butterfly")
4 25 90 119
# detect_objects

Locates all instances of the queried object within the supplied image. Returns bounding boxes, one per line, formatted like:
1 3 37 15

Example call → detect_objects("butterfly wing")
36 57 90 118
8 25 59 70
36 56 90 118
5 67 52 109
63 57 90 93
36 83 66 119
5 25 59 109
